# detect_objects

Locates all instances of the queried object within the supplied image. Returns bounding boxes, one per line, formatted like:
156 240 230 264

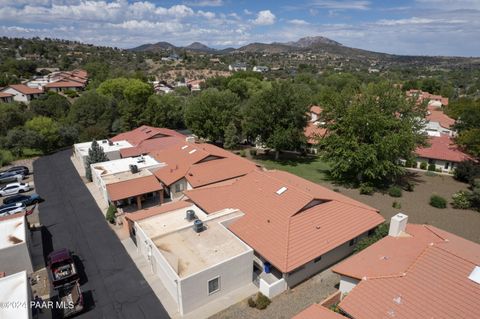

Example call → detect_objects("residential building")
253 66 269 73
44 80 85 92
0 84 43 104
424 103 455 136
304 105 327 153
73 139 133 175
406 89 449 106
151 142 260 201
0 92 14 103
90 155 166 208
415 134 471 173
332 213 480 319
186 79 204 91
0 215 33 275
125 201 254 316
229 62 247 72
26 69 88 91
0 271 31 319
293 304 346 319
184 169 384 297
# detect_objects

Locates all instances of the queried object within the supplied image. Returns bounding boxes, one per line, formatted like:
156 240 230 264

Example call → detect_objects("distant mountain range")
130 36 346 54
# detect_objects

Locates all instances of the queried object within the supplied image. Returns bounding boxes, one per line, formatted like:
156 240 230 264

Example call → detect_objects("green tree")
319 82 426 185
30 93 71 119
242 81 310 159
68 91 114 135
25 116 60 153
0 103 31 135
2 128 39 157
143 94 185 129
85 139 109 181
224 122 239 149
184 88 240 142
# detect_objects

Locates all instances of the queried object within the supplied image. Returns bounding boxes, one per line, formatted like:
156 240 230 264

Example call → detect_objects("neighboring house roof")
426 104 455 129
2 84 43 95
336 224 480 319
310 105 323 115
152 142 259 187
293 304 346 319
45 80 85 88
106 175 163 201
416 134 471 162
0 92 13 98
125 200 192 222
111 125 185 146
184 169 383 273
305 122 327 144
120 136 184 158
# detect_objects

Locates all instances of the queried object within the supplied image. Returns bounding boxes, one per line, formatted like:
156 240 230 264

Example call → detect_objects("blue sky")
0 0 479 56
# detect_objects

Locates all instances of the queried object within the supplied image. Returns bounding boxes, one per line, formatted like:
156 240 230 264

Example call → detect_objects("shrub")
249 148 257 156
354 223 389 253
428 163 436 171
0 149 14 166
420 162 427 170
451 191 471 209
255 293 271 310
410 161 418 168
247 297 256 308
404 181 415 192
106 204 117 224
430 195 447 209
359 183 374 195
453 160 480 184
392 201 402 209
388 186 402 198
239 150 246 157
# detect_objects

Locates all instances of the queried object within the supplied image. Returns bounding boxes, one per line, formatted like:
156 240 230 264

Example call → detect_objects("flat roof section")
0 271 30 319
0 215 25 250
75 139 132 156
92 155 163 176
138 205 249 277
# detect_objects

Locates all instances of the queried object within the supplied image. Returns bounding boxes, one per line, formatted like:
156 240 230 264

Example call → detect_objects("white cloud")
183 0 223 7
288 19 310 25
415 0 480 10
243 9 253 15
253 10 276 25
310 0 371 10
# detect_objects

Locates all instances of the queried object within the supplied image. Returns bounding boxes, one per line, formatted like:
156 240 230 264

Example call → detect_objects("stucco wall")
179 249 253 315
170 178 191 201
284 231 369 287
416 157 456 173
0 243 33 275
339 275 360 295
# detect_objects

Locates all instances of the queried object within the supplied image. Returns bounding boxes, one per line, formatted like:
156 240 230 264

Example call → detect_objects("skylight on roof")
468 266 480 284
182 145 189 150
189 149 197 154
276 187 287 195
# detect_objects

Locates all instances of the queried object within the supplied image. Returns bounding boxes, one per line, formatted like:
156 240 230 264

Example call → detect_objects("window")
174 183 184 193
314 256 322 263
208 277 220 295
444 162 450 169
349 238 358 246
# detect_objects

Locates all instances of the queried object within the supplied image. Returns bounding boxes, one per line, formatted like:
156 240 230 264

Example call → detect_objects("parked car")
47 249 79 288
0 182 30 197
3 193 43 206
0 202 26 217
1 166 30 176
0 172 24 184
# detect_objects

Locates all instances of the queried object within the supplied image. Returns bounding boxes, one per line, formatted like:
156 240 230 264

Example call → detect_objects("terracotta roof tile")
119 137 184 157
106 175 163 201
426 104 455 129
3 84 43 95
111 125 185 146
416 134 471 162
310 105 323 115
305 122 327 144
45 80 85 88
293 304 346 319
185 170 383 272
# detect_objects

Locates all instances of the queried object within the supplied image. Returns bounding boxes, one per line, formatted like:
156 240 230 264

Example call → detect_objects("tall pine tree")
85 139 109 181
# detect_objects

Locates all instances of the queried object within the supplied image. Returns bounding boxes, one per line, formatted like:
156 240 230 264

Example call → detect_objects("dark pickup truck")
47 249 84 318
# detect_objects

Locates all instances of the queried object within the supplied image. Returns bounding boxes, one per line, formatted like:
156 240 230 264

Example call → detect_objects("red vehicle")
47 249 84 317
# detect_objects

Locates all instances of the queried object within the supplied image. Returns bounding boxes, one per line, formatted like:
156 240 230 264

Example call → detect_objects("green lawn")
254 155 331 184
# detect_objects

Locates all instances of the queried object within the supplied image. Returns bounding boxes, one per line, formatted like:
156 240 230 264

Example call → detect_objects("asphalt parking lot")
33 149 170 319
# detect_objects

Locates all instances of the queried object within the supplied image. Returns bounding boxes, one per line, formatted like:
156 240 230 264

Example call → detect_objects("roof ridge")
284 216 295 271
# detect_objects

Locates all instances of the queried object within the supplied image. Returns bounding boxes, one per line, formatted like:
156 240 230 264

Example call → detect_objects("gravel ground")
319 171 480 243
210 269 339 319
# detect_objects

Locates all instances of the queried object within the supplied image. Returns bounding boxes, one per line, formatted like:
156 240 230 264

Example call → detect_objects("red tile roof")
106 175 163 201
335 224 480 319
120 137 184 157
310 105 323 115
293 304 346 319
45 80 85 88
0 92 13 98
111 125 184 146
416 134 471 162
152 142 259 187
305 121 327 144
184 170 383 272
3 84 43 95
125 200 192 222
426 104 455 129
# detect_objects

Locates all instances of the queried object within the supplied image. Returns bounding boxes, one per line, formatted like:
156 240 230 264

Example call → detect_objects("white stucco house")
0 215 33 275
0 84 43 104
0 271 32 319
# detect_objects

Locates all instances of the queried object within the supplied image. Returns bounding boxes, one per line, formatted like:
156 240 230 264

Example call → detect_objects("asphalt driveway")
34 149 170 319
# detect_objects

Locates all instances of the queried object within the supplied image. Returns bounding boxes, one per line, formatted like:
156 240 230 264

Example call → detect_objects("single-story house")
184 169 384 297
406 89 449 106
0 271 31 319
0 84 43 104
331 213 480 319
424 103 455 136
91 155 166 209
73 139 133 175
186 79 203 91
0 215 33 275
125 201 253 316
44 80 85 92
229 62 247 72
0 92 14 103
253 66 269 73
151 142 260 201
304 105 327 153
110 125 185 149
415 134 471 173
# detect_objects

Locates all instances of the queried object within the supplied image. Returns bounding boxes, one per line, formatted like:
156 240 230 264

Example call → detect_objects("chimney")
389 213 408 237
185 136 196 144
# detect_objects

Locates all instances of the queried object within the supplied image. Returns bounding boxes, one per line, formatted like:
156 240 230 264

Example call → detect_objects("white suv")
0 182 30 197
